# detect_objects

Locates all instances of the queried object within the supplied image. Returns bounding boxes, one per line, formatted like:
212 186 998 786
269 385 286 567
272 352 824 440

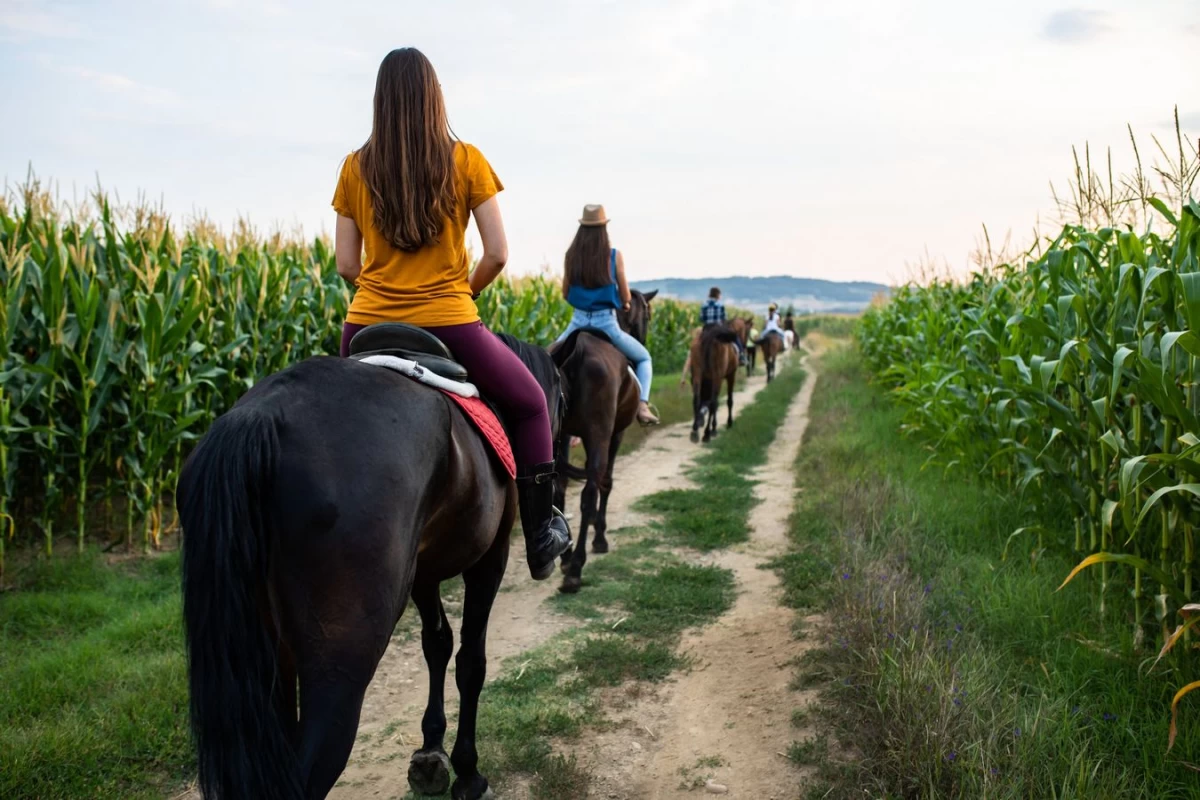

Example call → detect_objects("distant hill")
629 275 890 315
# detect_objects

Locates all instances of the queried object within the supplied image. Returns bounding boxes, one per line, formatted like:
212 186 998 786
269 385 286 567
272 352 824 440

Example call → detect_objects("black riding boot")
517 462 572 580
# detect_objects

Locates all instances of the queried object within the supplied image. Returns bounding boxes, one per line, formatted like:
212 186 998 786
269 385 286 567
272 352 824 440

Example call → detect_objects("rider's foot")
636 401 660 427
516 462 572 580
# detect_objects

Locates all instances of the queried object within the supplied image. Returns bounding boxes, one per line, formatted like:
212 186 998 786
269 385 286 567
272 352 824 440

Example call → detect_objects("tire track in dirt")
328 364 779 799
577 347 822 800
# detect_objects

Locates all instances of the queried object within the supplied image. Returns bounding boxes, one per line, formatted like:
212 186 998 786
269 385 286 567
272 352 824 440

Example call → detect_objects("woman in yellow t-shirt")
333 48 570 580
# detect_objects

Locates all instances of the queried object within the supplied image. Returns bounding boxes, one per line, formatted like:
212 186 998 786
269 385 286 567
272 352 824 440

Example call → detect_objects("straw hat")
769 302 778 311
579 204 609 226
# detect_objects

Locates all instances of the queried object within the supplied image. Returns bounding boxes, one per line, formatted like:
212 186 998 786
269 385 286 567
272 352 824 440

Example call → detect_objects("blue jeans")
556 308 653 402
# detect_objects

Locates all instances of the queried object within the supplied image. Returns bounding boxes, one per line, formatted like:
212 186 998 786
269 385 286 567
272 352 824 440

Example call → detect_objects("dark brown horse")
759 330 785 382
689 325 739 443
177 335 562 800
551 289 656 594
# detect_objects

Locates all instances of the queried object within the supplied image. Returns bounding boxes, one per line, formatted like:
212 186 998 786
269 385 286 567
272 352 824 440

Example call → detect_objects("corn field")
0 180 704 573
858 122 1200 742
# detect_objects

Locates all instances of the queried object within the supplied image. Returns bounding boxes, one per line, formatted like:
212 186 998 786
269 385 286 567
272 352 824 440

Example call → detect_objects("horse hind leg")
593 430 624 554
555 429 573 573
449 530 508 800
407 579 455 796
562 428 612 593
691 387 707 444
295 638 386 799
726 374 735 428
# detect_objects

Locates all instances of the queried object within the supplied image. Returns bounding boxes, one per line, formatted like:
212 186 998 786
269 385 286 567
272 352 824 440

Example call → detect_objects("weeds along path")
328 362 777 799
582 344 821 800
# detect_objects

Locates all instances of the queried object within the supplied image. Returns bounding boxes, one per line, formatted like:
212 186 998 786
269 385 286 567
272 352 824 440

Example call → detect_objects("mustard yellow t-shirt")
332 141 503 327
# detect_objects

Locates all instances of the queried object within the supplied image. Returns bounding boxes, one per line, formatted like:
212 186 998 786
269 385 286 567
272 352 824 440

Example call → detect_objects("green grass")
772 344 1200 799
636 358 806 550
0 551 191 800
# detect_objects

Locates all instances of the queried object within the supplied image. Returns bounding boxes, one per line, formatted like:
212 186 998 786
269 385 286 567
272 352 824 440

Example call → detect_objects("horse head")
620 289 657 345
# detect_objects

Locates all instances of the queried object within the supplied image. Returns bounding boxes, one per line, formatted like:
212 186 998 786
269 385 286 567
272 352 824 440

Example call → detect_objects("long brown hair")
564 225 613 288
358 48 457 252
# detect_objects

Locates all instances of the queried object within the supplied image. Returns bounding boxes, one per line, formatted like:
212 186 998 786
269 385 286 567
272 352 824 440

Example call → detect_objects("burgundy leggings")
341 320 552 466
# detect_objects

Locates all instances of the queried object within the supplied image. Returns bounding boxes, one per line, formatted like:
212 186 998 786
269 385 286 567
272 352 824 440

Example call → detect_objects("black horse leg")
553 429 570 513
593 430 624 554
407 579 454 796
294 645 380 798
563 427 611 593
450 533 507 800
726 376 735 428
703 397 718 442
691 389 704 443
554 429 572 573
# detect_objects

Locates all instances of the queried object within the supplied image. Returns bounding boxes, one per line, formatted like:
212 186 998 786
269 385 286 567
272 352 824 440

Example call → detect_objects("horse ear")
642 289 658 303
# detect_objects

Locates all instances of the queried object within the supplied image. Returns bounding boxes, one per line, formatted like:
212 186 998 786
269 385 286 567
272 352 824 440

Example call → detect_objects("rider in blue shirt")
555 204 658 426
701 287 747 365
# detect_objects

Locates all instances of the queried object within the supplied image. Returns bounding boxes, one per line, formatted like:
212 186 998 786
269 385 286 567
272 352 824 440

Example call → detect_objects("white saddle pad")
358 354 479 399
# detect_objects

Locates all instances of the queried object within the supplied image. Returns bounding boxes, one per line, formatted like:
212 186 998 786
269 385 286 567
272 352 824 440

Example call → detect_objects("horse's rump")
178 356 520 798
693 325 738 401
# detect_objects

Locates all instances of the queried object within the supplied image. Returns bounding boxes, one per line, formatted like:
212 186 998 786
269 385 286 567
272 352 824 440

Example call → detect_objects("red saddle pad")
443 391 516 480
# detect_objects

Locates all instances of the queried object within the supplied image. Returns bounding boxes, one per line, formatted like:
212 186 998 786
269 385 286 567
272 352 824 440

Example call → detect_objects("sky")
1 0 1198 285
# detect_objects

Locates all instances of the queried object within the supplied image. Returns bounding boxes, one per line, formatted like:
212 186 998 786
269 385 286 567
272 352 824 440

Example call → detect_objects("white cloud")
1043 9 1109 43
0 0 82 38
203 0 286 17
61 66 182 108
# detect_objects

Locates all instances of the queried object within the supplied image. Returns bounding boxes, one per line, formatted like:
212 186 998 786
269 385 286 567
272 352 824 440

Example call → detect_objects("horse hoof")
690 430 700 443
592 537 609 554
560 575 582 594
408 749 451 795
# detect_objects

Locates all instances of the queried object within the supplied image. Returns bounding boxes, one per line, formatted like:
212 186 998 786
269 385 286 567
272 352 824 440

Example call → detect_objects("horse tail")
561 463 589 481
178 404 302 800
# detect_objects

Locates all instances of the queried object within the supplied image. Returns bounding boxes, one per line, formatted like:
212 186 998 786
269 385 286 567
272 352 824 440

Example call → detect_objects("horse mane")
549 329 613 369
495 332 567 435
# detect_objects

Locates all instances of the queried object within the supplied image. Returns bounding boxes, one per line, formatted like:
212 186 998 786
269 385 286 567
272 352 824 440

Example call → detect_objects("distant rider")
681 286 746 384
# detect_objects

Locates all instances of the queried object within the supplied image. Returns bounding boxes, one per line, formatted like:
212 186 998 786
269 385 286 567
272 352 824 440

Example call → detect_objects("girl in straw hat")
555 204 659 426
332 47 570 580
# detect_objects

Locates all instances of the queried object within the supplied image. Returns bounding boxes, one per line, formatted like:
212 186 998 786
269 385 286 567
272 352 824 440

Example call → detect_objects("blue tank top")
566 249 622 312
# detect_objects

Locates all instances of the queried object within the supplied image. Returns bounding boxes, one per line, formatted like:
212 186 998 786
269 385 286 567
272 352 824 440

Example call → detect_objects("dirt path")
330 364 779 799
578 349 822 800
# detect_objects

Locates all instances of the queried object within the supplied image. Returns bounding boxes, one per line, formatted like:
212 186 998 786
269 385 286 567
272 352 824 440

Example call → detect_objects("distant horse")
730 317 755 376
551 289 657 594
759 331 785 382
177 333 562 800
689 325 739 443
